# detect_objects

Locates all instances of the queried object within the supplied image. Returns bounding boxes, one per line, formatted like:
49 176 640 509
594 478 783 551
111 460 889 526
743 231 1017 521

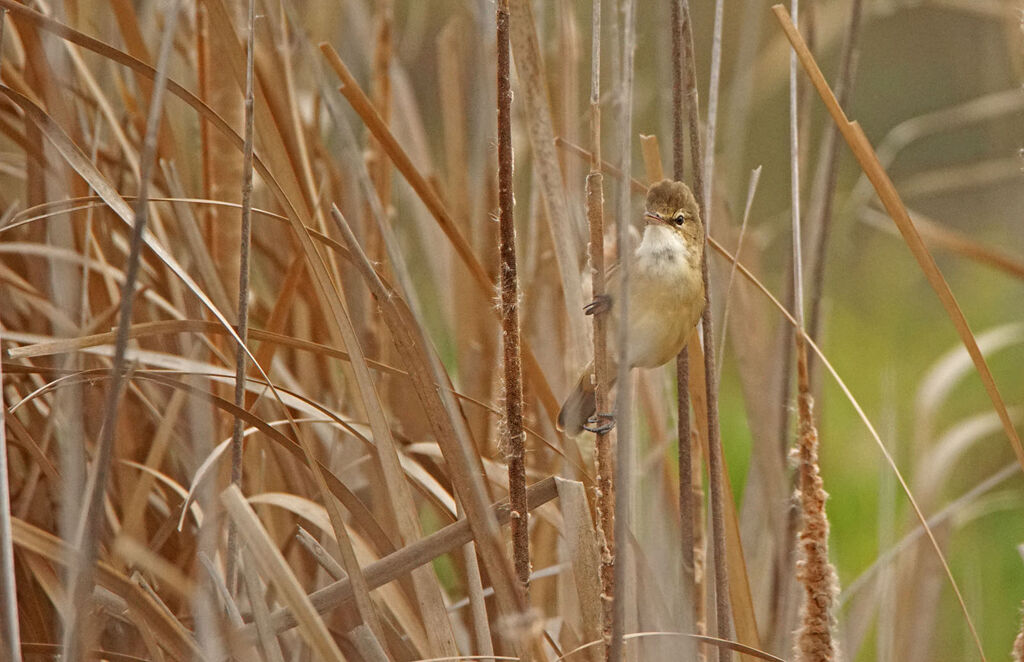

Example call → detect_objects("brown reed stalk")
610 1 637 659
226 0 256 595
60 4 182 658
670 1 697 648
586 0 615 656
791 338 839 662
497 0 530 592
678 1 733 657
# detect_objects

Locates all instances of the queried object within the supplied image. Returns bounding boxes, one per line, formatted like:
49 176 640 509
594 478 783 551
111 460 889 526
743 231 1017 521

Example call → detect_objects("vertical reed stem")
226 0 256 596
587 2 616 657
678 1 733 657
497 0 529 592
670 0 697 651
610 1 636 660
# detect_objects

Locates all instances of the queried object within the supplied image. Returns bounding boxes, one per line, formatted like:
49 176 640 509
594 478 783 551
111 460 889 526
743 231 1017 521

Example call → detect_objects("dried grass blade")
317 206 459 656
11 518 202 660
771 4 1024 480
249 477 559 641
329 205 528 633
221 485 346 661
239 550 286 662
318 43 564 428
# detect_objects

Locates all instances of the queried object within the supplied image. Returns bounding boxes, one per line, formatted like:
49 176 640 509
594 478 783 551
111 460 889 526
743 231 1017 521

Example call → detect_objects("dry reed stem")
497 0 530 593
669 4 696 644
791 340 839 662
678 1 733 657
0 328 21 661
226 0 257 596
586 2 614 659
609 1 638 660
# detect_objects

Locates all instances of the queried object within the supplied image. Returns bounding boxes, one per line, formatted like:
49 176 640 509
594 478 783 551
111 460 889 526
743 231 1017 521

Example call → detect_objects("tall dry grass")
0 1 1021 661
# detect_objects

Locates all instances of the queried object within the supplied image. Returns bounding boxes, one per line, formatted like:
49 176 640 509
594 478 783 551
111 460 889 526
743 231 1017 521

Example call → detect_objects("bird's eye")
672 214 686 226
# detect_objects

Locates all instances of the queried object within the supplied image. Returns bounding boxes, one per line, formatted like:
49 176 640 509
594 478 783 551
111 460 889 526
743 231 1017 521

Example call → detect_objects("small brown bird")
557 179 706 436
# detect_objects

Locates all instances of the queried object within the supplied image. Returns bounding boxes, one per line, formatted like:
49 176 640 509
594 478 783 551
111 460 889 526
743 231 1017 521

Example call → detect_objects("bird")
557 179 706 436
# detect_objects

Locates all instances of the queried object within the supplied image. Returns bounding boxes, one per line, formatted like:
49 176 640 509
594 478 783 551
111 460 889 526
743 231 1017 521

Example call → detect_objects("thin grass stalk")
610 1 637 660
61 4 182 658
587 1 615 657
0 332 21 662
226 0 256 596
678 1 733 656
806 0 864 387
789 0 804 329
497 0 529 592
670 0 696 648
703 0 724 228
716 167 762 381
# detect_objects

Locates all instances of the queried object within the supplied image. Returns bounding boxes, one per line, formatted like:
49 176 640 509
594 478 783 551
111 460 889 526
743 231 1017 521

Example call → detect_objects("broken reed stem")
226 0 256 595
61 4 183 658
496 0 530 592
670 0 696 650
587 0 616 657
679 1 733 656
772 3 1024 477
792 336 839 662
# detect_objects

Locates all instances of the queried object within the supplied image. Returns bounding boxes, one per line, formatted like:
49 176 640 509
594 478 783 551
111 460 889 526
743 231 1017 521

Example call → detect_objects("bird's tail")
557 363 615 436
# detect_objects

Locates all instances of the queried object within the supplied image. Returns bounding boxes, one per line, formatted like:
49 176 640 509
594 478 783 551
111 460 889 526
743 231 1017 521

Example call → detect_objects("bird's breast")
624 246 705 369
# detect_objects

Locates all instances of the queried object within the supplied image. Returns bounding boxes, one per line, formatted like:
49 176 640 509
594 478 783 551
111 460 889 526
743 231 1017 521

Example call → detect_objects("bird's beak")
644 211 665 225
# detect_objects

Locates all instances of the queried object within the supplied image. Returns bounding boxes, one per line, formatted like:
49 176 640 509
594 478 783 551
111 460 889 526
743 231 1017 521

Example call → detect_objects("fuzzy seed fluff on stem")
793 340 840 662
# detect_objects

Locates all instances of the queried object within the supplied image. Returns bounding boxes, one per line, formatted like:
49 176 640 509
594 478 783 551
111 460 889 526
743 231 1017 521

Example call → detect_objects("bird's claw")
584 294 611 316
582 413 615 434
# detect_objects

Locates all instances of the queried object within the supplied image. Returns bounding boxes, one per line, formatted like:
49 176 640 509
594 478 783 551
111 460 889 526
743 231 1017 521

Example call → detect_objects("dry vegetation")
0 1 1022 661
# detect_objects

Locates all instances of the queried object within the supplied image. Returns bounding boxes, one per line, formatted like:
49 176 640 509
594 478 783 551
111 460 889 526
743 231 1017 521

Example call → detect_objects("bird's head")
643 179 704 247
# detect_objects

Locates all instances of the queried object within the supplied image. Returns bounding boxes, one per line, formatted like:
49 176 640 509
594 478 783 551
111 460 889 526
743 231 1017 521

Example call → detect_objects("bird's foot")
584 294 611 316
582 413 616 434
